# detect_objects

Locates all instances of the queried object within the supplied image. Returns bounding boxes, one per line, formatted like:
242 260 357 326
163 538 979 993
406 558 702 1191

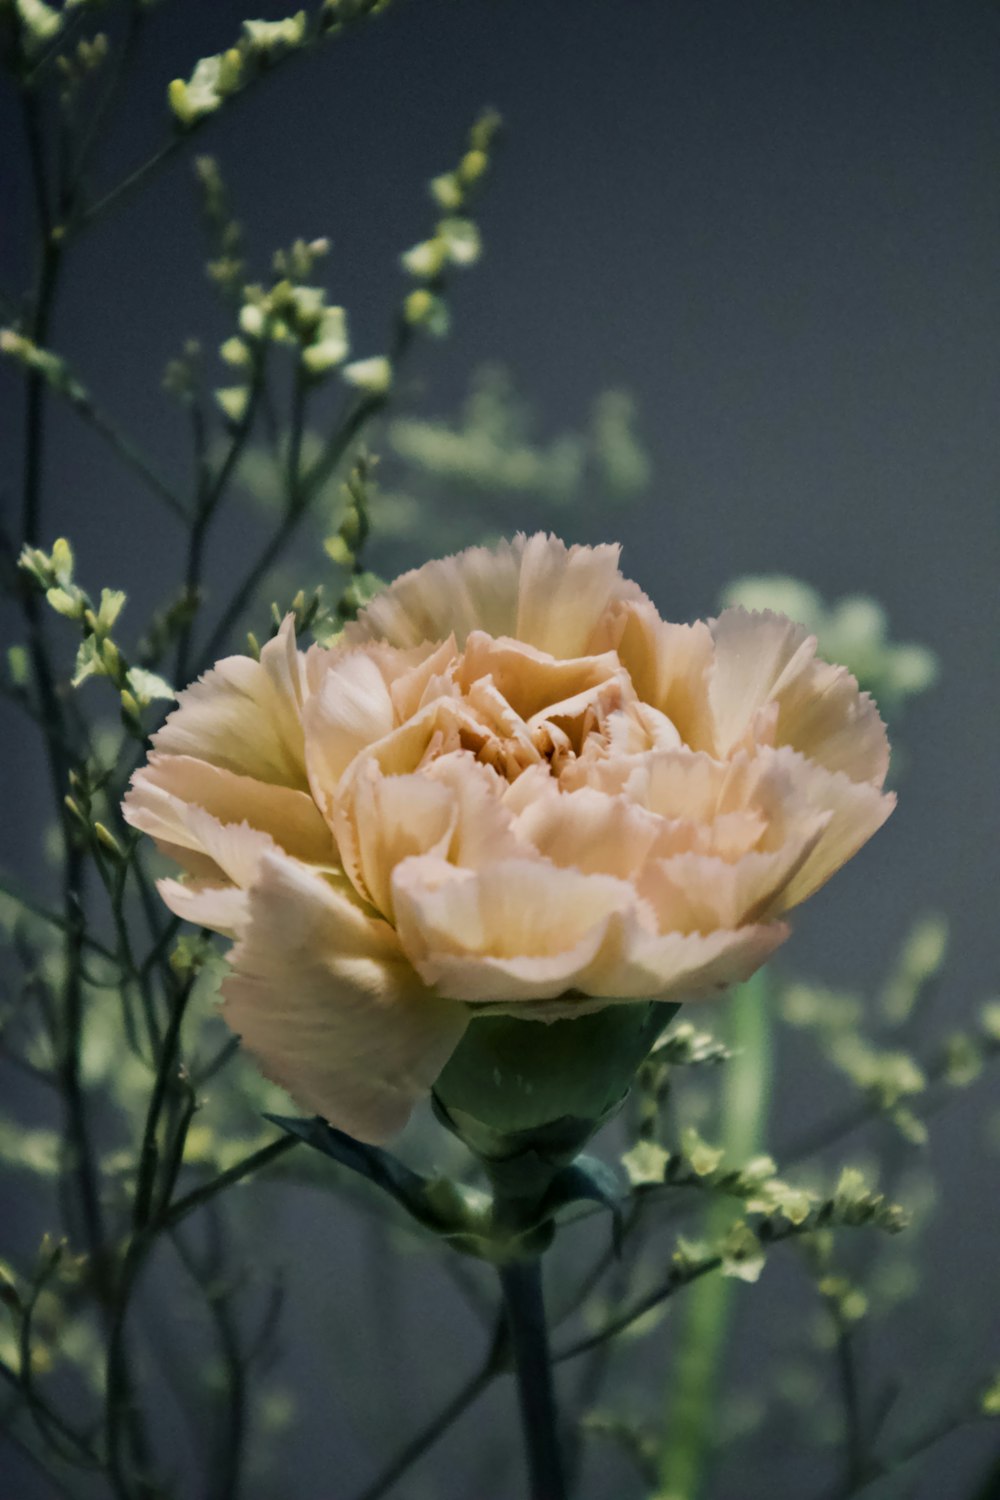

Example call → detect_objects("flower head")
124 535 893 1143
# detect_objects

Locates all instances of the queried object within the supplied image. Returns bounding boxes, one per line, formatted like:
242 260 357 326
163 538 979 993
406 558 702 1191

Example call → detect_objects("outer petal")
514 534 645 658
154 617 309 788
503 923 790 1018
222 853 467 1143
348 533 645 658
709 609 890 784
123 754 334 866
156 878 248 937
758 746 896 907
635 818 828 935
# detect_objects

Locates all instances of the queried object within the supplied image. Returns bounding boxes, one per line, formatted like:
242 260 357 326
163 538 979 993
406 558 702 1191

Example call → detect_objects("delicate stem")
354 1359 497 1500
557 1254 723 1365
162 1135 298 1230
193 391 380 675
169 1222 247 1500
832 1412 994 1499
173 361 264 685
71 3 388 238
132 973 194 1231
65 383 189 521
0 872 117 961
835 1321 865 1488
498 1260 567 1500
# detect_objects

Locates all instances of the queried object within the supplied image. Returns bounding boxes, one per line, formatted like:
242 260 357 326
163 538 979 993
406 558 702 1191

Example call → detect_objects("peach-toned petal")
709 608 890 784
599 701 684 756
708 609 813 759
423 753 525 868
609 602 716 751
758 746 896 907
157 878 248 937
154 616 308 788
179 810 281 889
512 785 665 879
337 765 458 918
123 769 279 887
636 818 828 935
222 853 467 1143
302 650 398 796
392 855 644 1002
349 533 645 658
501 922 790 1018
348 537 528 649
124 754 334 865
457 632 620 722
513 534 644 658
770 657 889 786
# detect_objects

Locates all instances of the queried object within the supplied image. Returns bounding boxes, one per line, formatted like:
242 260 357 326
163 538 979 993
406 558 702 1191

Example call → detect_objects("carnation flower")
124 535 894 1144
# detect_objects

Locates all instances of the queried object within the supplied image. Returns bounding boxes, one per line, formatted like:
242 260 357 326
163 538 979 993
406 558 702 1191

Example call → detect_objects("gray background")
2 1 999 1497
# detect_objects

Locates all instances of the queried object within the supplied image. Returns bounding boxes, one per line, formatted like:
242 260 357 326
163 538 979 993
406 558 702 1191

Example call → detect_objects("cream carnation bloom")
124 535 894 1143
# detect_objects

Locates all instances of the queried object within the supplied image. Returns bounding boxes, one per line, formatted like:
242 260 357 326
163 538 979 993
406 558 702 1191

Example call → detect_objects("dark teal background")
2 2 998 1496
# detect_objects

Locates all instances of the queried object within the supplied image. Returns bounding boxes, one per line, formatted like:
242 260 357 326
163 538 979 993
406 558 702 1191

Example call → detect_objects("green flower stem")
499 1258 567 1500
656 970 773 1500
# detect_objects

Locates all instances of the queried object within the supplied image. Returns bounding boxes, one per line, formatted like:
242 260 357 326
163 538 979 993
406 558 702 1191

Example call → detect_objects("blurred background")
2 1 998 1497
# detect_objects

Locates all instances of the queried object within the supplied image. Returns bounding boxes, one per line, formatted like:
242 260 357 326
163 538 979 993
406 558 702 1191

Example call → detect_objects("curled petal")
337 766 458 918
157 878 248 937
758 746 896 907
222 853 467 1143
155 616 308 788
392 856 644 1002
349 533 645 658
636 817 828 934
457 632 621 722
609 602 716 751
512 784 666 878
124 754 333 866
507 923 790 1019
302 650 398 797
709 609 890 784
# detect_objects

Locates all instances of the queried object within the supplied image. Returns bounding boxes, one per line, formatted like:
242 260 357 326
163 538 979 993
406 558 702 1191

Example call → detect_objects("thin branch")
0 871 119 963
71 3 390 238
834 1321 866 1489
162 1136 299 1231
353 1320 508 1500
193 390 381 675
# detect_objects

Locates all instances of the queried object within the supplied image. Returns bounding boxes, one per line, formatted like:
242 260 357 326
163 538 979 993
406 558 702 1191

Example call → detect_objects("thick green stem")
498 1259 567 1500
656 970 773 1499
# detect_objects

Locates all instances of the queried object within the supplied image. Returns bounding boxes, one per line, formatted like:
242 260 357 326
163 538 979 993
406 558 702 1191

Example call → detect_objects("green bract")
432 1003 680 1171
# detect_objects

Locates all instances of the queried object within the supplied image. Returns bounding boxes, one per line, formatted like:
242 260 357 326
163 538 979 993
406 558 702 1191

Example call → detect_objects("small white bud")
342 357 392 396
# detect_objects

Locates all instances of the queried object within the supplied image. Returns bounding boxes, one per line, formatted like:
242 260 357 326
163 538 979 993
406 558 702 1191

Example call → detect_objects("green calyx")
269 1003 677 1265
433 1001 679 1181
